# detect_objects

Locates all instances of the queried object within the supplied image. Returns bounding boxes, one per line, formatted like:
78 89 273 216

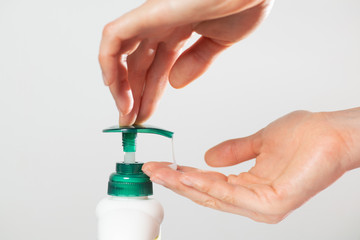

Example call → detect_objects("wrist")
324 107 360 170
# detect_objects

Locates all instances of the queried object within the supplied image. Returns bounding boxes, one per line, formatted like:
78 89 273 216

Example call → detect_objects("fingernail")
102 72 109 86
168 163 177 170
151 177 166 186
119 115 129 126
180 175 194 187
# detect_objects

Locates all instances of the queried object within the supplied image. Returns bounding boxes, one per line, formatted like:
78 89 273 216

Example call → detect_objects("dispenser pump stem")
103 125 174 164
122 132 137 163
124 152 136 163
122 132 137 152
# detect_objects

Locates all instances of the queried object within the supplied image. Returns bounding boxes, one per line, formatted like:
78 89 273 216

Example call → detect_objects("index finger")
180 171 269 213
143 162 264 220
99 8 148 86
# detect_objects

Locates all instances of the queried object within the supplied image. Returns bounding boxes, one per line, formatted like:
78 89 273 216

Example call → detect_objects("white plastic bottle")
96 196 163 240
96 162 164 240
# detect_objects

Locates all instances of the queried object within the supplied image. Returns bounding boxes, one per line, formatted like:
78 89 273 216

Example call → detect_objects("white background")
1 0 360 239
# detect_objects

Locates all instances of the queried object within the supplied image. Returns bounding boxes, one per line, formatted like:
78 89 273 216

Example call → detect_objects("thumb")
169 36 227 88
205 131 263 167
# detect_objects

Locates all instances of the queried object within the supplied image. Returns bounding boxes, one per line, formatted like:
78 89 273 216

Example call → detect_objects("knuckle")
102 23 116 37
291 109 310 116
237 172 250 181
218 190 235 205
199 184 211 193
229 140 240 161
98 53 107 63
197 198 220 209
227 174 238 184
190 47 209 65
223 196 235 205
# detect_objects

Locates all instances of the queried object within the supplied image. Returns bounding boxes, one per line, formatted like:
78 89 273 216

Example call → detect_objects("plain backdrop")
1 0 360 239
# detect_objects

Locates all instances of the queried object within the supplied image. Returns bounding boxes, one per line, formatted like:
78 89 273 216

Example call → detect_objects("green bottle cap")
108 162 152 197
103 125 174 197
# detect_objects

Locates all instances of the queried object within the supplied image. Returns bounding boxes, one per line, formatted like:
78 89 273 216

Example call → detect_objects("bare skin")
143 109 360 223
99 0 273 125
99 0 360 223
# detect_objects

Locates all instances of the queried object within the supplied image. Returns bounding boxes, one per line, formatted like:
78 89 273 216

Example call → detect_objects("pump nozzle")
103 125 174 164
103 125 175 197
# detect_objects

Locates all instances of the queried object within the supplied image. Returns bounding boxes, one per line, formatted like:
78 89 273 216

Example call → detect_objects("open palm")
143 110 358 223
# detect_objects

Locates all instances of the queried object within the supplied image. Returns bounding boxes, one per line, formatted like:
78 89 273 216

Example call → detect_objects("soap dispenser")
96 125 173 240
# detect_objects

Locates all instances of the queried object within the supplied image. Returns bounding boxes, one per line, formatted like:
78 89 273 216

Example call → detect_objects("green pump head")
103 125 173 197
